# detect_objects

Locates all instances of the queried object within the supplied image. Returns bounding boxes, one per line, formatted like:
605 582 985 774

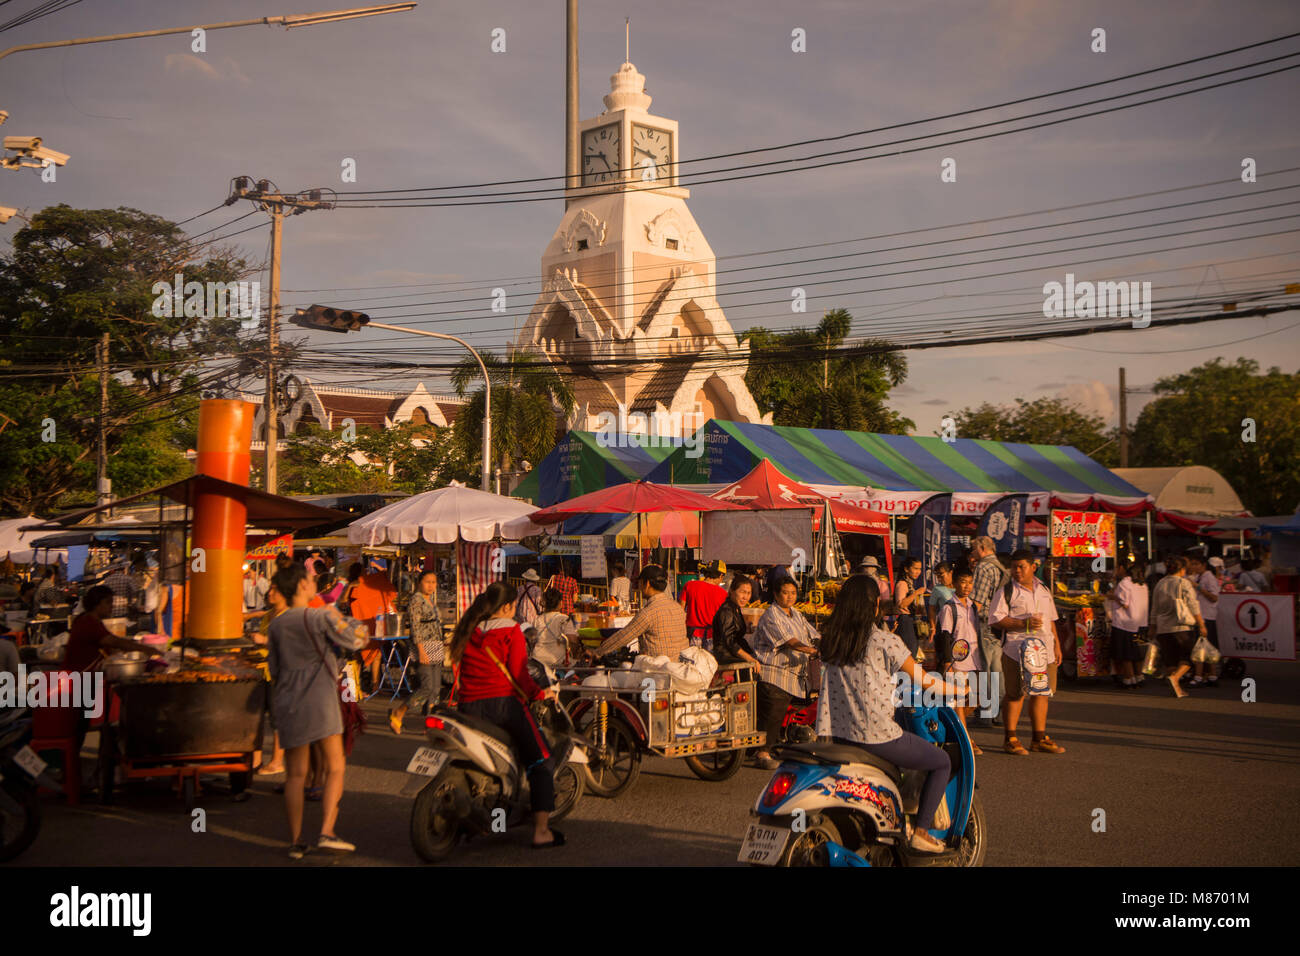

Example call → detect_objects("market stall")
1048 508 1118 680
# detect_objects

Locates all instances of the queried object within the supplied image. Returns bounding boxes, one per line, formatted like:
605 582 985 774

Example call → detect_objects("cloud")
1056 380 1115 421
164 54 251 86
921 398 949 406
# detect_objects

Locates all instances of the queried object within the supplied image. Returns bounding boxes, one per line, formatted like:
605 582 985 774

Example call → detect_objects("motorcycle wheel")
551 763 584 821
0 778 41 863
779 819 842 867
956 793 987 867
575 714 641 798
410 768 467 863
1221 658 1245 680
684 748 744 782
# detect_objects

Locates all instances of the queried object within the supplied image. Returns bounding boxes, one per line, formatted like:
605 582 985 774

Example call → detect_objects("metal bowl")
104 651 149 681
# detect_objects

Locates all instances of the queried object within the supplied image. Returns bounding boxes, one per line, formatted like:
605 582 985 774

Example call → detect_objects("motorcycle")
739 699 986 867
0 707 63 862
406 697 589 863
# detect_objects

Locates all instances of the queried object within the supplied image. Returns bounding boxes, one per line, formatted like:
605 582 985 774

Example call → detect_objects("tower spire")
625 17 630 64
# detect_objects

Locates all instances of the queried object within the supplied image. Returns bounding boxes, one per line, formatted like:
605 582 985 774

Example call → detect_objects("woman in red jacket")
450 581 563 849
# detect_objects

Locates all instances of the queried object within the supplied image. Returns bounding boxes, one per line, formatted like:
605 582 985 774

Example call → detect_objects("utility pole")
225 177 334 494
565 0 578 208
1118 366 1128 468
96 332 110 522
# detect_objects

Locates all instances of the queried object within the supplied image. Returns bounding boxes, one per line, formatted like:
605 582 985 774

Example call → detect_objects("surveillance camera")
3 135 41 151
0 206 17 224
32 145 69 166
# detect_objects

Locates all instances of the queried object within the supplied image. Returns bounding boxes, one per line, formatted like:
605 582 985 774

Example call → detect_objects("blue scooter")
738 695 986 867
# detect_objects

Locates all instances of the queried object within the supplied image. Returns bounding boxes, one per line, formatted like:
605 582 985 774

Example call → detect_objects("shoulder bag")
303 609 367 755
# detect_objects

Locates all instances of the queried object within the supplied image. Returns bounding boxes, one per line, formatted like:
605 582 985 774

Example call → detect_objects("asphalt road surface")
11 661 1300 867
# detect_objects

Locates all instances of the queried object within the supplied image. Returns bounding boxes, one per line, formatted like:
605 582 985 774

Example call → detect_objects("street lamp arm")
366 320 493 492
0 4 416 63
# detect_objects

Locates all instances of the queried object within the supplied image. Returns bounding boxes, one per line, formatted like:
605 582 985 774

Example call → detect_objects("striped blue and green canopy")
513 430 679 508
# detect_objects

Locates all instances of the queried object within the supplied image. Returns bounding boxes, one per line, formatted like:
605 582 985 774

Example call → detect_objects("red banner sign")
245 533 292 561
1049 510 1115 559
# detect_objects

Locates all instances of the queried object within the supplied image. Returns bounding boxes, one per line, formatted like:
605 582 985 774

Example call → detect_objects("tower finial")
625 18 630 64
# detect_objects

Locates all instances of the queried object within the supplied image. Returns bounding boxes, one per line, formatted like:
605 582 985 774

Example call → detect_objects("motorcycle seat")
775 740 903 786
434 705 516 750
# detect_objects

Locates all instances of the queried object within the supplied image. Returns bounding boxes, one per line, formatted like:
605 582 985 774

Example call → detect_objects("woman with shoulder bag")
267 563 370 859
1149 556 1205 699
451 581 564 850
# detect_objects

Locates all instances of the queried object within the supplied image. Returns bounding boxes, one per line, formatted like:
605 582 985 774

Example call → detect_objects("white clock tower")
518 60 772 435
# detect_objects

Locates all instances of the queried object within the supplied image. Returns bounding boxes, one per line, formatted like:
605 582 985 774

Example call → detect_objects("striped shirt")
596 590 688 659
752 604 819 696
971 554 1007 641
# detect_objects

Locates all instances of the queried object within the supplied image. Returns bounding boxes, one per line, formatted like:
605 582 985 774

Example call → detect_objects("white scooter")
406 697 588 863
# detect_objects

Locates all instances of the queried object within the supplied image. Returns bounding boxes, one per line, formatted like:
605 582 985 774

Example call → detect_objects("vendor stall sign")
1217 593 1296 661
1050 510 1115 559
580 535 608 578
245 533 292 561
701 509 813 566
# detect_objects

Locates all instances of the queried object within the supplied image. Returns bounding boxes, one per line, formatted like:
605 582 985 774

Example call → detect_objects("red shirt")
457 619 544 703
681 580 728 638
548 573 579 615
65 612 112 672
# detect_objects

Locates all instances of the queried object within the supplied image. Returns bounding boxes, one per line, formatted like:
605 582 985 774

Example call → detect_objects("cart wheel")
97 726 116 806
574 713 641 798
181 776 197 811
1221 658 1245 680
684 748 744 782
228 771 251 797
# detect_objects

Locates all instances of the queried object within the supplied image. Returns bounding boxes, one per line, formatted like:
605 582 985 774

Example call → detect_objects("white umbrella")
347 483 555 547
0 516 68 564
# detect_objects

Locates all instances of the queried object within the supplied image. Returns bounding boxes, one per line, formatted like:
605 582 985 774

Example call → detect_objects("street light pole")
364 321 492 492
0 4 417 63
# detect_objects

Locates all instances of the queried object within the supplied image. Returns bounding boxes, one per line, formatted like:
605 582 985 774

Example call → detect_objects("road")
11 661 1300 867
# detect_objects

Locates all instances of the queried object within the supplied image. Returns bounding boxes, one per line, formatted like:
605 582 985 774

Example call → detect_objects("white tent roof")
1111 466 1246 516
0 516 68 564
346 484 553 547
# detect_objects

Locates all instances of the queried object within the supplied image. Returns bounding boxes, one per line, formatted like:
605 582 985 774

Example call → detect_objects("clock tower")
518 60 771 435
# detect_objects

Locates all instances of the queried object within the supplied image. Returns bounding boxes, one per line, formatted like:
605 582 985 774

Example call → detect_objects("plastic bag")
1141 639 1161 676
1190 635 1221 664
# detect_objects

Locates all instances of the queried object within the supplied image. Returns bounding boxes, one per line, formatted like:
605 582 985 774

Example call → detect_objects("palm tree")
449 348 576 482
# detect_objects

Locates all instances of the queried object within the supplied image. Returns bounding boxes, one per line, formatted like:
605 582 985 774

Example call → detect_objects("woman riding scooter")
817 574 960 854
450 581 564 850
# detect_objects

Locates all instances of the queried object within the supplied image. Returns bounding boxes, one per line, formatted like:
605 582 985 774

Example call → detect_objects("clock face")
582 124 621 185
632 124 672 183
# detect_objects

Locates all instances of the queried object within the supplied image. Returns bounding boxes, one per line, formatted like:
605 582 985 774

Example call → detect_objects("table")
366 634 414 702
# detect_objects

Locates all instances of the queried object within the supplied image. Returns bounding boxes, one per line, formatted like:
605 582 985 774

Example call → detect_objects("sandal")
971 743 984 756
1003 736 1029 755
388 709 403 735
909 830 945 854
1031 735 1066 754
531 829 566 849
305 786 324 802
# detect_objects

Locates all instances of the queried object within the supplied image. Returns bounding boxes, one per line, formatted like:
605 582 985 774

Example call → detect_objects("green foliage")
276 421 458 495
0 205 252 514
742 309 914 433
450 348 575 475
1129 358 1300 515
947 396 1116 463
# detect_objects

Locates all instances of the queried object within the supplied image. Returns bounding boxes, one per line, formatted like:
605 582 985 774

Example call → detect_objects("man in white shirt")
988 549 1063 755
609 564 632 613
1186 553 1220 686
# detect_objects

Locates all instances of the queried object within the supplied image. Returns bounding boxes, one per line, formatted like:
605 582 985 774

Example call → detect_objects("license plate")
738 822 790 866
405 746 448 777
13 745 47 779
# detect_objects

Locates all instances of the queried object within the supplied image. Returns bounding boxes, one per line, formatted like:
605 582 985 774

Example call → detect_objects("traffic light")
291 304 370 333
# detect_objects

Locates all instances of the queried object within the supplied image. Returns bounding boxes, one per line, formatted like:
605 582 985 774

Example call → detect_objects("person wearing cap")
515 569 544 631
856 555 882 584
594 565 688 659
680 561 728 649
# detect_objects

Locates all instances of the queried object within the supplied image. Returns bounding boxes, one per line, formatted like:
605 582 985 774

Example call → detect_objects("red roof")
712 459 890 537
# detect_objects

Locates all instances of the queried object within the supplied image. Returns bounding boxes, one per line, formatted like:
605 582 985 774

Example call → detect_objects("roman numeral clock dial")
582 124 621 185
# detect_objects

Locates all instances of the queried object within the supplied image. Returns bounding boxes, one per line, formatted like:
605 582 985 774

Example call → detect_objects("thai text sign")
701 509 814 567
1049 510 1115 559
246 533 292 561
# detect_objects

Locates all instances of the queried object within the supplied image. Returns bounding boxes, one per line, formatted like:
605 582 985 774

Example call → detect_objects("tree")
0 205 252 513
742 309 914 433
1129 358 1300 515
449 348 576 481
277 421 453 495
946 396 1116 462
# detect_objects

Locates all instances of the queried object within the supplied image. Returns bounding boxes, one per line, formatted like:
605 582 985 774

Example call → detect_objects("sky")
2 0 1298 438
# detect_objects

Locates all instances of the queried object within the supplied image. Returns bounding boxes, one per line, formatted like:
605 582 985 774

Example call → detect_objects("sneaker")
1031 736 1066 754
910 830 946 854
288 843 309 860
1188 677 1206 687
317 834 356 853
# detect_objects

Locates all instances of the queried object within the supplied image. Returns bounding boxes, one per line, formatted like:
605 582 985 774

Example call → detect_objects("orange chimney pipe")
188 399 255 642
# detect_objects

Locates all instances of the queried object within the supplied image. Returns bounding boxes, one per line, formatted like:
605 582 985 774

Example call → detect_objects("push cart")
98 676 266 810
560 657 764 798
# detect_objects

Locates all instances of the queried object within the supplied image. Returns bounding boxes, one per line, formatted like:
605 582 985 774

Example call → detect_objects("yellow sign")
809 589 824 606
